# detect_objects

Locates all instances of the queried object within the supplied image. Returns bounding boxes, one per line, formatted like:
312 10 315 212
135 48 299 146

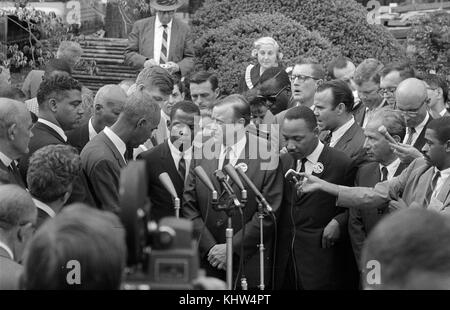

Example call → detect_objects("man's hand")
389 142 423 164
207 244 226 270
322 219 340 249
144 59 158 68
296 173 323 194
388 199 409 212
165 61 180 73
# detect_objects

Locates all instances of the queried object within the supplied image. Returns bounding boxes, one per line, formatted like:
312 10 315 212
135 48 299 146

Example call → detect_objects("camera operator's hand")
207 244 226 270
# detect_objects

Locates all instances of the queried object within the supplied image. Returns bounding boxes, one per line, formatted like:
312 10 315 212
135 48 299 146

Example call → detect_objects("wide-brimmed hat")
150 0 183 11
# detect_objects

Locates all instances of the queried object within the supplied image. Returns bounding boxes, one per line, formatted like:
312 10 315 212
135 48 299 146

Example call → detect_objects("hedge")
195 12 342 95
192 0 406 65
406 11 450 76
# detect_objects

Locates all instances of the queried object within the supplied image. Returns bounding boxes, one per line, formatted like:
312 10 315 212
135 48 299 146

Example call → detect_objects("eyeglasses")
358 88 379 98
397 98 429 116
377 87 397 97
289 74 318 83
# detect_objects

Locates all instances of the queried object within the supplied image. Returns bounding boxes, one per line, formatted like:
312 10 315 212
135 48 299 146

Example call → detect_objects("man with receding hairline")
67 84 127 153
81 90 161 213
0 98 33 188
0 185 37 290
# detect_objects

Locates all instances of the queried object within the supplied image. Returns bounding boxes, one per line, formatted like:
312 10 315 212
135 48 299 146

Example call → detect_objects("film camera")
119 161 198 290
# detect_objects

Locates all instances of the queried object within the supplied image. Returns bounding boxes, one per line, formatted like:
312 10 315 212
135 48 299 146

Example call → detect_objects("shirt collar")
37 118 67 142
306 141 324 165
435 166 450 177
0 151 13 167
155 14 173 30
0 240 14 260
440 109 448 117
168 138 193 159
331 117 355 146
32 198 56 218
103 126 127 161
414 113 429 133
88 117 98 141
380 158 401 180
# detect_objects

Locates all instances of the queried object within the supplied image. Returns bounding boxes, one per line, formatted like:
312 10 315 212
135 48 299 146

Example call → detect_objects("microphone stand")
256 197 266 290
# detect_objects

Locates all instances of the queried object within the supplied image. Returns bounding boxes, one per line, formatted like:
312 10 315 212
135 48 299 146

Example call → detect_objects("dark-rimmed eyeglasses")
377 87 397 97
397 98 429 116
289 74 319 83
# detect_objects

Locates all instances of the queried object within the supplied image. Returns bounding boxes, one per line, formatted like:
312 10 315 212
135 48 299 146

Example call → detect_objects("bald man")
0 185 37 290
81 90 161 213
67 85 127 153
389 78 433 169
0 98 33 187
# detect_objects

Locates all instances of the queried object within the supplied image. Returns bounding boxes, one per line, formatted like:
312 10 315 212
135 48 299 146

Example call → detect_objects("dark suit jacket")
66 120 90 154
0 246 22 290
352 102 366 128
81 131 127 214
137 140 185 222
182 134 284 288
18 122 96 206
348 161 404 268
333 122 366 164
0 160 26 188
275 146 358 290
124 16 194 76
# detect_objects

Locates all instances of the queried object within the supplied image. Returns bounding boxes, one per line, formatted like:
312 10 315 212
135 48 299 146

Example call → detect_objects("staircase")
73 37 138 93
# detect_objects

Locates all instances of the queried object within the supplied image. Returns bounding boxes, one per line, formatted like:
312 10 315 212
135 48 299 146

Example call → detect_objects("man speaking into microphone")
274 105 358 290
183 94 283 288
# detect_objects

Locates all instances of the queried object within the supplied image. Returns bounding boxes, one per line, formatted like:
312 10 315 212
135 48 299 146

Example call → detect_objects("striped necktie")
160 25 168 65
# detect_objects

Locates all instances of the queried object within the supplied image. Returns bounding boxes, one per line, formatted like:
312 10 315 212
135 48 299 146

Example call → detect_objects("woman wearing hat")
124 0 195 77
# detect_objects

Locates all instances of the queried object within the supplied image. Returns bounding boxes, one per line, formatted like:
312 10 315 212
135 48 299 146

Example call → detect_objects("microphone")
235 166 273 212
214 170 241 207
223 164 247 202
285 169 302 184
194 166 218 201
158 172 180 218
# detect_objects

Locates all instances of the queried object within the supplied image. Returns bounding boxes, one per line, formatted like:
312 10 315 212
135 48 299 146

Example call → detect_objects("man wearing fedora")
125 0 195 77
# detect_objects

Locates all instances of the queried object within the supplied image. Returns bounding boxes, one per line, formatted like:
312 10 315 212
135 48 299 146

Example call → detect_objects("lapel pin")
313 162 324 174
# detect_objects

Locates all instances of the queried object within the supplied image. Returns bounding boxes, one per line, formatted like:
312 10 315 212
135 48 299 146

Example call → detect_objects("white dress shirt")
37 118 67 142
0 240 14 260
296 141 325 174
88 117 99 141
379 158 401 181
103 126 127 163
25 97 39 115
432 167 450 199
440 109 448 117
403 113 429 146
218 135 247 170
32 198 56 218
0 151 13 167
168 138 192 181
330 117 355 147
153 14 172 64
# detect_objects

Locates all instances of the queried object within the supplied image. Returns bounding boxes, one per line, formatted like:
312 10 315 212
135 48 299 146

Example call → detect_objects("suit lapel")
146 17 156 59
414 114 432 151
101 132 126 168
437 174 450 203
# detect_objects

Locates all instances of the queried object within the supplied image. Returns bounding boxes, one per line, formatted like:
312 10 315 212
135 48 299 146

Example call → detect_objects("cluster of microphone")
157 164 273 214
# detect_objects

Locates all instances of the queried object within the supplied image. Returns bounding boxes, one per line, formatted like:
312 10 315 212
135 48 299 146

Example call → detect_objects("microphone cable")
289 186 299 290
234 206 246 290
269 211 277 290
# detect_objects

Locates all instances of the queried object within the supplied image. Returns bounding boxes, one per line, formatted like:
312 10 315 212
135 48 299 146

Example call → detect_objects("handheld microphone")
235 167 273 212
194 166 218 201
159 172 180 218
223 164 247 202
214 170 241 207
285 169 303 184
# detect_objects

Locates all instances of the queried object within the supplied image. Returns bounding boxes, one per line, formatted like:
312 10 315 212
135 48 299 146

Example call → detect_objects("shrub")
192 0 406 65
195 13 341 95
406 11 450 76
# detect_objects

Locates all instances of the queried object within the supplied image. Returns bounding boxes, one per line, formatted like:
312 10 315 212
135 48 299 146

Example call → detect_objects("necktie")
160 25 168 65
124 147 133 163
425 171 441 206
405 127 416 145
381 166 388 182
322 131 332 146
178 154 186 183
297 157 308 173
